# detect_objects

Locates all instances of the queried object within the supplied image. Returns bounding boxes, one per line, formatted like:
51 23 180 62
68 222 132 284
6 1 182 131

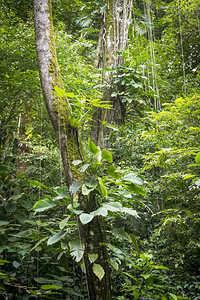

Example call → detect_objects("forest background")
0 0 200 299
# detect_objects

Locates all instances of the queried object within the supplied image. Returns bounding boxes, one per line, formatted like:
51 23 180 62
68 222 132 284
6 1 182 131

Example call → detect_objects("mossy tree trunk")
91 0 133 147
33 1 111 299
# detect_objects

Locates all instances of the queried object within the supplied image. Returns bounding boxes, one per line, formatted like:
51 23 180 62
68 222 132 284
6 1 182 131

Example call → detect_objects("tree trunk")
91 0 133 147
33 1 111 299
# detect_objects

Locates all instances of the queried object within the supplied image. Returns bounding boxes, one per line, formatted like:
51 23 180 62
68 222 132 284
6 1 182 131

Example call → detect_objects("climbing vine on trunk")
33 1 111 299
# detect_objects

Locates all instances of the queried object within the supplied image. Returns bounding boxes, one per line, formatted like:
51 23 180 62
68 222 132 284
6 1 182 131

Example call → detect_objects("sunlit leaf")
80 213 94 225
32 198 56 212
72 160 82 166
92 263 105 281
123 173 143 185
54 86 66 97
102 149 113 163
82 184 95 196
88 138 100 154
41 285 61 290
98 177 107 198
88 253 98 263
66 92 74 98
30 237 48 252
69 238 85 262
107 165 121 179
103 202 122 212
54 186 69 198
90 207 108 217
195 152 200 163
183 174 196 180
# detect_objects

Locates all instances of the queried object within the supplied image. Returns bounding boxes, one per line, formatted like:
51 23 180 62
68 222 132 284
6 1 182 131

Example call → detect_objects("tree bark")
91 0 133 147
33 1 111 299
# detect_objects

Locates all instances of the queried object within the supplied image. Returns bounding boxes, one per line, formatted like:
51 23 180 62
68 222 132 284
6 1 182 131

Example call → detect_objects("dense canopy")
0 0 199 299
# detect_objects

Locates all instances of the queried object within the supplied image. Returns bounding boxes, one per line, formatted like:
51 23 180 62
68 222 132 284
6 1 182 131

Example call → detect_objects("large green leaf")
47 231 65 245
88 138 100 154
79 163 90 172
88 253 98 263
102 149 113 163
112 227 132 242
54 186 69 199
90 207 108 217
103 202 122 212
82 184 96 196
123 173 143 185
85 176 98 188
125 183 146 195
92 263 105 281
107 165 121 179
32 198 56 212
80 213 94 225
98 177 107 198
195 152 200 164
69 181 83 194
121 207 139 218
69 238 85 262
59 216 70 230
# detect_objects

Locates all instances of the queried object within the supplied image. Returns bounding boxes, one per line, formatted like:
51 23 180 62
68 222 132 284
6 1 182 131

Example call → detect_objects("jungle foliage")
0 0 199 299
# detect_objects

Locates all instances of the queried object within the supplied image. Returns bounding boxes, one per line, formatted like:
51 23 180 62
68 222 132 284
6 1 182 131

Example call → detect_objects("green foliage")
92 263 105 281
0 0 199 298
69 238 85 262
27 140 145 287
